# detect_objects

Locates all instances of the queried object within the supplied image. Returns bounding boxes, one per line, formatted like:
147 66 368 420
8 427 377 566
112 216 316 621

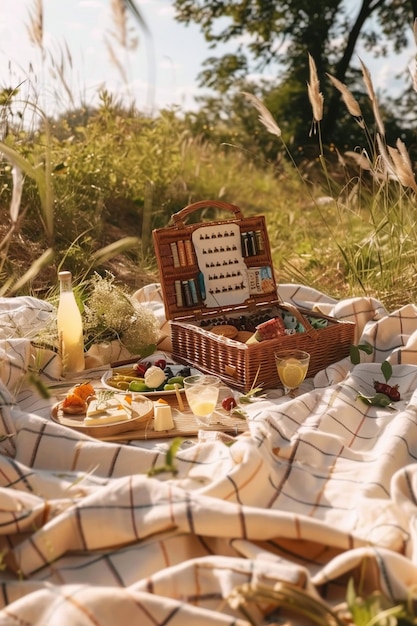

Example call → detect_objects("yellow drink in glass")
187 399 217 418
184 375 221 426
275 350 310 395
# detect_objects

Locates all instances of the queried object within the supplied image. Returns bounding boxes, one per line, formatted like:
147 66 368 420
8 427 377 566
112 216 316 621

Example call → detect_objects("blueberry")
177 366 191 377
164 367 174 379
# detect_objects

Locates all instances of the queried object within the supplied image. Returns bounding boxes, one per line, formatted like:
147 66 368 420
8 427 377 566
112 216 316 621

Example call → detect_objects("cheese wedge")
154 404 174 431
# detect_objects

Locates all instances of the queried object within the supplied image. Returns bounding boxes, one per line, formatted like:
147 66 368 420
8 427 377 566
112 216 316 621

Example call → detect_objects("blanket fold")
2 284 417 624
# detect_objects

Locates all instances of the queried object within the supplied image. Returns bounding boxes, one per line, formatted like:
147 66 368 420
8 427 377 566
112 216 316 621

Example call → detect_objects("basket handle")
281 301 318 338
171 200 244 228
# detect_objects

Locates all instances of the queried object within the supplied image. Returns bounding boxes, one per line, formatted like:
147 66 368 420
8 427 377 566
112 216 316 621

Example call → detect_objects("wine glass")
274 349 310 396
183 374 221 427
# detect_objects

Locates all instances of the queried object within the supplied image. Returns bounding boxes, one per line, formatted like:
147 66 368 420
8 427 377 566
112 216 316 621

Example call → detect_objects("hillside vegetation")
1 59 417 311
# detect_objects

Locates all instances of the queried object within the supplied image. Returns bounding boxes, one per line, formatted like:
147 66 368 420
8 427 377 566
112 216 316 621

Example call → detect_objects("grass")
0 74 417 309
241 56 417 310
2 38 417 309
1 87 417 310
2 0 415 309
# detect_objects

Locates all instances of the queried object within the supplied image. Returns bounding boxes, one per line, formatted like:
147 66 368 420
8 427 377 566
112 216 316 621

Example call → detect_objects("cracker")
235 331 253 343
210 324 238 339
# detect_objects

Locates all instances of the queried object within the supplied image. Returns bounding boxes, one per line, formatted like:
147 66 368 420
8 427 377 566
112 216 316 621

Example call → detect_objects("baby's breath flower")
119 302 160 355
83 272 160 355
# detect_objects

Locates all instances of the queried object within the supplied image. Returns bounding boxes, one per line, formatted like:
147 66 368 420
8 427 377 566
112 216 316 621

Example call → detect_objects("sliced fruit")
278 359 307 388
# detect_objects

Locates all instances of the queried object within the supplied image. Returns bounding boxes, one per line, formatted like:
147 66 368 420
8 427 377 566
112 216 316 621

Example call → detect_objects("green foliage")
346 578 416 626
49 91 186 235
173 0 416 146
350 343 373 365
381 360 393 383
0 90 190 293
147 437 184 476
350 344 395 393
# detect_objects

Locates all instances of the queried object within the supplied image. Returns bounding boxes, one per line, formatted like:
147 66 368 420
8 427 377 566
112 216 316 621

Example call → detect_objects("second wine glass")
183 374 221 427
274 349 310 396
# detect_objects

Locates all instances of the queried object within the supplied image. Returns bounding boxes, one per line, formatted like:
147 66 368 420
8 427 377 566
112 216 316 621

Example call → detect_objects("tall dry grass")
243 43 417 309
0 0 157 294
26 0 43 52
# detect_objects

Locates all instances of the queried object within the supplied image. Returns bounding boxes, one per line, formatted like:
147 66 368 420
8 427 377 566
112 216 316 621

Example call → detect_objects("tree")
173 0 417 146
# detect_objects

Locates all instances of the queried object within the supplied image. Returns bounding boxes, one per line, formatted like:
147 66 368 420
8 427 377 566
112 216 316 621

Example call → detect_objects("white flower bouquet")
82 272 161 360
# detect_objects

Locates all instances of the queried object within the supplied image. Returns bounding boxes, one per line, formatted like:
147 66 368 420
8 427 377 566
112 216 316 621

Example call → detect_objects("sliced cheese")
84 394 132 425
87 396 129 416
84 409 130 425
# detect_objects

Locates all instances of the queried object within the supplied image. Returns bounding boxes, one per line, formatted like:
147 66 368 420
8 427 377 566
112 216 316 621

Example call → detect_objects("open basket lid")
152 200 281 322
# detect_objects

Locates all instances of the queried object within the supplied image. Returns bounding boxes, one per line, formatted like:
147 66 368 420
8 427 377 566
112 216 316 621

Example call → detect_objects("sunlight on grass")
1 5 417 313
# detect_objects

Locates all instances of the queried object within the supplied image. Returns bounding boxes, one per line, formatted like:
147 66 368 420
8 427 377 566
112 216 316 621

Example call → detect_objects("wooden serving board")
51 392 248 442
51 397 154 439
99 409 249 442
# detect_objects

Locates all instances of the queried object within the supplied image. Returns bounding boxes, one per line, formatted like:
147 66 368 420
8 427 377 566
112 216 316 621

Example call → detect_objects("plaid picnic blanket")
1 284 417 625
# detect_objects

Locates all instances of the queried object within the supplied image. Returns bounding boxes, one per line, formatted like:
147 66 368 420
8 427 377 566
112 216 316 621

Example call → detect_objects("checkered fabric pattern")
1 285 417 625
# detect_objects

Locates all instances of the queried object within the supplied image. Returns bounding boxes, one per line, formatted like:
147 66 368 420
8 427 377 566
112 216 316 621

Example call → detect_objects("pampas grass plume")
344 150 372 171
241 92 282 138
376 134 399 181
27 0 44 52
359 57 385 137
307 53 324 123
111 0 128 48
326 73 364 129
388 138 417 194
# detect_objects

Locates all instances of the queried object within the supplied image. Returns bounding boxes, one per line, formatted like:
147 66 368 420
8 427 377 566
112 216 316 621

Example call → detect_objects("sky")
0 0 216 115
0 0 415 118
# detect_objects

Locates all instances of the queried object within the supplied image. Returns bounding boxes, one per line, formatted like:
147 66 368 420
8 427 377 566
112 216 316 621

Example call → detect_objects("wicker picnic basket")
152 200 355 392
